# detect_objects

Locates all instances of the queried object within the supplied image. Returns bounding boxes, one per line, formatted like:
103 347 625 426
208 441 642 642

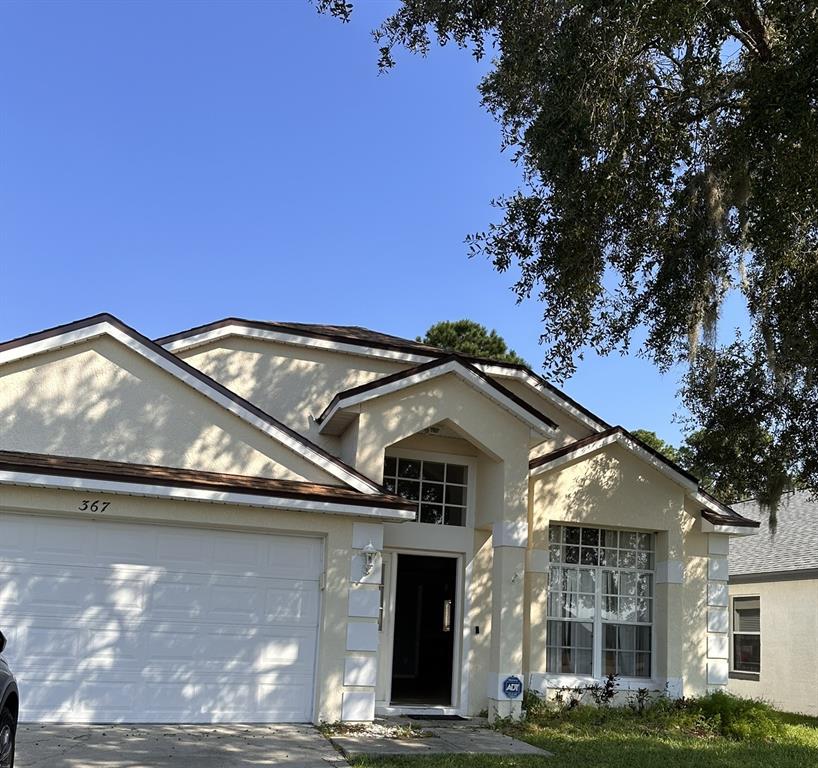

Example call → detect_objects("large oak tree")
317 0 818 509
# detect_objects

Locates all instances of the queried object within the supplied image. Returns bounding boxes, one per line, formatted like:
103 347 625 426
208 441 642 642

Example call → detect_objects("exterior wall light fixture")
361 540 380 576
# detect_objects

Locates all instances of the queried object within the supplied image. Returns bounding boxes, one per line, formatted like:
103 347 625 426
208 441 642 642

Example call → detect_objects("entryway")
390 554 457 706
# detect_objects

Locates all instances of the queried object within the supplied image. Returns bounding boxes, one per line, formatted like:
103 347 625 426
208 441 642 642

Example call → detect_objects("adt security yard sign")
502 675 523 699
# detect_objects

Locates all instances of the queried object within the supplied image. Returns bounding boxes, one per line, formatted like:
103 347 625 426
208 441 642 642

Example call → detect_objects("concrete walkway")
15 723 350 768
330 718 551 759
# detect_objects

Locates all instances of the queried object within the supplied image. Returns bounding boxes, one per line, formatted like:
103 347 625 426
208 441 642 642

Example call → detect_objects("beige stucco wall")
178 338 406 449
499 378 596 457
528 443 711 698
348 373 531 505
0 337 339 484
728 578 818 715
0 483 371 723
179 337 599 463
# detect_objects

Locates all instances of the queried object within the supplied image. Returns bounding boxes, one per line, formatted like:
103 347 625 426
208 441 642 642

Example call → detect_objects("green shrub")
688 691 784 741
522 689 549 719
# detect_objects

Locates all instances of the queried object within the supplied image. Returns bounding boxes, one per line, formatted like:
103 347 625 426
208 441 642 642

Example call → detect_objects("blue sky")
1 0 734 446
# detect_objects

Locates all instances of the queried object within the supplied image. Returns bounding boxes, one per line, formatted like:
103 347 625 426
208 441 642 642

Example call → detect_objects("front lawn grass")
348 710 818 768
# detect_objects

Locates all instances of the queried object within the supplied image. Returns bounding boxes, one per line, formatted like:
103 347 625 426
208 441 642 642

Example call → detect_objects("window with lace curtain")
547 524 655 678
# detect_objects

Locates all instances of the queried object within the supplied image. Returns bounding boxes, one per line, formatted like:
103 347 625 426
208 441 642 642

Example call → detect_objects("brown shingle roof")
0 449 416 511
156 318 446 356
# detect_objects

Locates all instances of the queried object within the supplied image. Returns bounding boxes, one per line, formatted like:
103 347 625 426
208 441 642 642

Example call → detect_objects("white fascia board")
691 490 744 519
476 363 607 432
318 360 556 436
161 324 433 364
529 432 619 476
0 322 380 495
699 517 759 537
0 471 415 521
0 322 110 366
530 431 699 493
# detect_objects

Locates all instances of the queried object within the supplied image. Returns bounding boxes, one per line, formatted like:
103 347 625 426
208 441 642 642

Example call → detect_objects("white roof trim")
161 323 433 364
159 322 608 431
530 431 756 531
699 517 758 537
0 471 415 521
529 430 699 493
691 490 754 524
0 321 381 495
317 360 556 436
475 363 607 431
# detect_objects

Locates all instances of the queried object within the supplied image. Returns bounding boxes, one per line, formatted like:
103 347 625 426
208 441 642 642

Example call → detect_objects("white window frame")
383 448 476 529
730 595 761 676
545 524 657 686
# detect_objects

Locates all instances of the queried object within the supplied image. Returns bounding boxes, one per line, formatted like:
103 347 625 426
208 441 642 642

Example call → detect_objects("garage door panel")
0 516 34 556
33 520 90 558
263 585 319 624
0 512 322 723
156 528 209 567
17 625 81 665
76 681 140 717
95 527 158 564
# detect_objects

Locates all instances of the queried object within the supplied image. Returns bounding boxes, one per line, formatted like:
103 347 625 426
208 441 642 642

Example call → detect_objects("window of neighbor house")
547 524 654 678
383 456 468 526
732 596 761 674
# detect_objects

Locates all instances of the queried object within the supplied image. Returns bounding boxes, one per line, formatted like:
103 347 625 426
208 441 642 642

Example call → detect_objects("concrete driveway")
14 723 350 768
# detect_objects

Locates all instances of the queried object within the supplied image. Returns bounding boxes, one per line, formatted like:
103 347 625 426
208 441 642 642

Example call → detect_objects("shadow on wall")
182 341 404 448
534 449 690 549
0 339 308 479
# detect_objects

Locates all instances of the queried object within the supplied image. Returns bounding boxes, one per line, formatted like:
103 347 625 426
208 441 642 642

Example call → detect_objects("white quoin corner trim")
492 520 529 548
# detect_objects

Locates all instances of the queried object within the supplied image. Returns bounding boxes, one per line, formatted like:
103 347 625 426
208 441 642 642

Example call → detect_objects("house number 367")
78 500 110 512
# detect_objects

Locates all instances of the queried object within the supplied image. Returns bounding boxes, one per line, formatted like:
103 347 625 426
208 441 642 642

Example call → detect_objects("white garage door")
0 512 322 723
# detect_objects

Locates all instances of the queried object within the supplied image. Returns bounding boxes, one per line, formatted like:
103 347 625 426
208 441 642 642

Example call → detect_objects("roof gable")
0 314 382 493
530 426 758 529
156 318 610 432
315 355 559 436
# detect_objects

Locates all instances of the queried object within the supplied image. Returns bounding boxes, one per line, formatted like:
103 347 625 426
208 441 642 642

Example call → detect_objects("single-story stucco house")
0 314 758 724
728 491 818 716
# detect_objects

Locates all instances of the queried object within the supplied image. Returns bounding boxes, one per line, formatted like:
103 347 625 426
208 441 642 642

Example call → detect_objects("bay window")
547 524 654 678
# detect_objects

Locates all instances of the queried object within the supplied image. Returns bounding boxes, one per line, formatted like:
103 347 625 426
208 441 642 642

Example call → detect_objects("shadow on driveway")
15 723 350 767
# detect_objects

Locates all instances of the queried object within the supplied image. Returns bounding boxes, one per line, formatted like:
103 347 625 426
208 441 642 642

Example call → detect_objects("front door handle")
442 599 452 632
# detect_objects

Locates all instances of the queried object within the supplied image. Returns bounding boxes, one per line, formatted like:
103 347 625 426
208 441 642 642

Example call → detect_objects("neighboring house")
0 313 758 725
728 491 818 715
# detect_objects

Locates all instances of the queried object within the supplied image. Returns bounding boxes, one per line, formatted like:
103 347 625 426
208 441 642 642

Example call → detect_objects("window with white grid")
547 524 654 678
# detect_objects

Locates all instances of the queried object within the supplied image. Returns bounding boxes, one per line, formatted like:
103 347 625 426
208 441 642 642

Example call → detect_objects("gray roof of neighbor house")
729 491 818 578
